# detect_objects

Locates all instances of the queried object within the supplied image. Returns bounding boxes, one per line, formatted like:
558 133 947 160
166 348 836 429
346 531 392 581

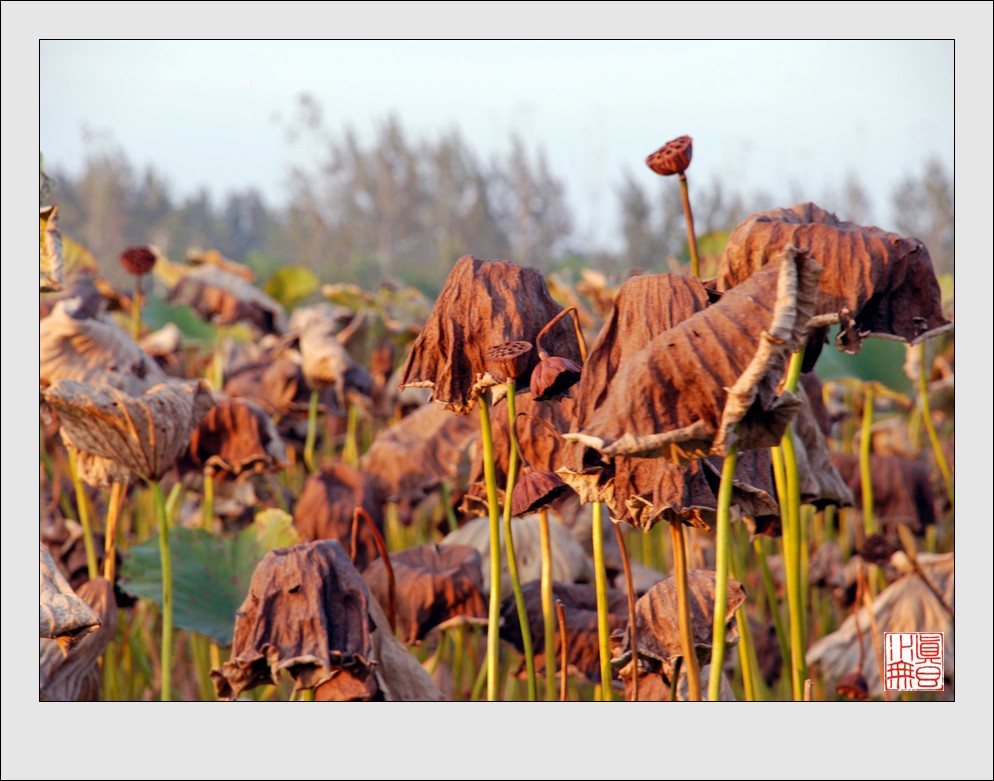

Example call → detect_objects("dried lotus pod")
484 340 533 384
645 134 693 177
119 246 157 276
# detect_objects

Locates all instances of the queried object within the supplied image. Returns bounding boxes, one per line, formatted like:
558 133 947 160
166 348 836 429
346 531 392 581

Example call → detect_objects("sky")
39 38 955 251
6 3 994 779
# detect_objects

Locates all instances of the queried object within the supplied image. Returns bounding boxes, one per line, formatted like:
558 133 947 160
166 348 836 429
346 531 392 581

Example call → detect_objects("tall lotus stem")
780 432 808 700
150 479 173 701
860 383 876 536
917 341 953 511
591 501 613 701
501 379 537 701
201 468 215 531
478 390 503 701
119 247 156 342
613 522 639 702
303 390 321 473
103 480 125 582
132 275 143 341
351 506 396 632
66 447 99 581
679 174 701 279
708 445 739 701
538 508 557 702
670 519 702 701
556 598 569 701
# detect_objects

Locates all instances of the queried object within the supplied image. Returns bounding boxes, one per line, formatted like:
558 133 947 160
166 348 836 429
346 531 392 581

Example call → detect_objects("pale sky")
40 38 954 250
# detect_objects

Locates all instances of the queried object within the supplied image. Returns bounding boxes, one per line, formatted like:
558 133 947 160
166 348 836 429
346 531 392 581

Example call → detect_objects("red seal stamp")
884 632 944 692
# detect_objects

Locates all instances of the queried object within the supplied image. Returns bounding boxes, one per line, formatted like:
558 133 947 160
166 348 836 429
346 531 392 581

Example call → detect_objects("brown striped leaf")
39 545 100 652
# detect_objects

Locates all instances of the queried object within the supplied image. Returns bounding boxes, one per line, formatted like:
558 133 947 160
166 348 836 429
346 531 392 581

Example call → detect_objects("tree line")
46 94 953 297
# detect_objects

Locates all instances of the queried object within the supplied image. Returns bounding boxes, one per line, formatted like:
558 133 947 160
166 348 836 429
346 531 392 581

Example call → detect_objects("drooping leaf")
119 510 298 645
39 545 100 651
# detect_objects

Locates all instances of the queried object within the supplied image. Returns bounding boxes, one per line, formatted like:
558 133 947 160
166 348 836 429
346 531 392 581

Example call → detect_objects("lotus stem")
303 389 320 473
103 480 125 582
753 537 790 668
536 305 587 362
556 598 568 702
132 275 143 341
918 341 954 511
353 506 396 632
150 479 173 702
501 380 537 701
591 501 613 701
670 519 702 701
439 480 459 534
66 447 99 582
780 431 808 700
478 390 503 701
708 445 739 701
538 508 557 702
201 468 214 532
669 655 683 701
613 522 639 702
860 383 876 536
343 402 361 468
678 173 701 279
730 542 763 701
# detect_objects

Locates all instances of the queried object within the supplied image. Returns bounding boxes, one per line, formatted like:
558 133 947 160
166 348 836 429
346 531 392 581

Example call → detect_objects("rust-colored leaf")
39 545 100 652
359 402 479 504
789 377 854 508
398 256 583 414
169 264 286 334
40 298 167 396
714 202 951 353
828 452 936 531
40 577 117 700
43 378 215 483
40 204 64 293
566 247 822 461
293 464 384 570
362 543 487 645
180 398 286 480
211 540 376 700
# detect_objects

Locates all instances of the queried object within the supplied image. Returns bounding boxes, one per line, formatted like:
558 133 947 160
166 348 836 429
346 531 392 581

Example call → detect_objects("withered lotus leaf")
362 592 444 702
565 247 822 461
40 545 100 652
828 452 936 531
530 355 582 403
441 515 594 596
169 264 287 334
806 552 953 698
180 397 287 480
501 580 628 685
71 446 134 488
40 299 167 396
359 402 479 504
40 577 117 701
362 543 487 645
294 307 365 395
613 569 745 694
715 202 951 353
293 464 384 570
510 470 570 517
224 355 311 418
211 540 376 700
398 256 583 414
42 379 215 483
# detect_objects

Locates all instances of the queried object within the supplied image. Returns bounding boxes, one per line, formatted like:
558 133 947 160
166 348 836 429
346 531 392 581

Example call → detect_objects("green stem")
918 341 954 511
670 520 702 701
501 380 536 701
860 384 876 536
753 537 790 669
103 480 124 583
538 508 557 702
343 402 360 468
67 448 99 582
591 502 613 701
730 538 766 701
478 391 503 701
708 446 739 701
678 173 701 279
781 427 808 700
201 469 214 532
303 389 320 473
439 480 459 534
151 479 174 702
